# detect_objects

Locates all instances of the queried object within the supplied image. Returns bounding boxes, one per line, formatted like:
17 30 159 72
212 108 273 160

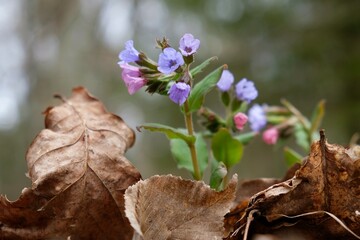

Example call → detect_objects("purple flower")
119 63 147 95
235 78 258 103
248 104 267 132
217 70 234 92
158 47 184 74
168 82 190 105
179 33 200 56
119 40 140 63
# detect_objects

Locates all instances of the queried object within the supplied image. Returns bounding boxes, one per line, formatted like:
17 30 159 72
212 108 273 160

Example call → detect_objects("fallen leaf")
224 161 301 234
0 87 141 239
224 178 281 234
229 130 360 239
125 174 237 240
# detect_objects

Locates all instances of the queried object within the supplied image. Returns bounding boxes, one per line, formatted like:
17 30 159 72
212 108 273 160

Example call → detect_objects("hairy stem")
183 100 201 180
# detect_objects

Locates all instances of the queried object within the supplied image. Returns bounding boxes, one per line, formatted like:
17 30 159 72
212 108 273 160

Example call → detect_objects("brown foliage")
0 87 141 239
227 131 360 240
125 174 237 240
1 87 359 240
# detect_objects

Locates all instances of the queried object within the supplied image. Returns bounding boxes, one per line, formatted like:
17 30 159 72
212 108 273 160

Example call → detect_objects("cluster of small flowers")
216 70 279 145
118 34 200 105
118 34 279 145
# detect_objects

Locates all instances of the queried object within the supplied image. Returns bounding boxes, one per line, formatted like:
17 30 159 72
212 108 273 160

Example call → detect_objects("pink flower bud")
119 63 147 95
233 112 248 131
262 127 279 145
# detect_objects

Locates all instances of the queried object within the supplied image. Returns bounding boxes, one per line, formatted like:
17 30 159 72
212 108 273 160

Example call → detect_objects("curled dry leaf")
229 130 360 239
224 159 301 234
124 174 238 240
224 178 281 233
0 87 141 239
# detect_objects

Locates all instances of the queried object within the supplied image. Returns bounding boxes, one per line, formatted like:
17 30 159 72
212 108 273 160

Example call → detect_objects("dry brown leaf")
229 130 360 239
224 178 281 234
0 87 141 239
124 174 238 240
224 160 301 235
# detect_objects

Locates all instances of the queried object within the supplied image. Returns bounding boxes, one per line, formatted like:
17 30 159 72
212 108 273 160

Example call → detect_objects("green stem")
183 100 201 180
225 102 233 128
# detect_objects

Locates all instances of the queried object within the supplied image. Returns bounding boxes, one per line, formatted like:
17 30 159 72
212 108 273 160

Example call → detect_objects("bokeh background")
0 0 359 200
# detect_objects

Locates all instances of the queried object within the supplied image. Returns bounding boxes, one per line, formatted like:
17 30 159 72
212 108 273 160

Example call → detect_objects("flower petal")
168 82 191 105
217 70 234 92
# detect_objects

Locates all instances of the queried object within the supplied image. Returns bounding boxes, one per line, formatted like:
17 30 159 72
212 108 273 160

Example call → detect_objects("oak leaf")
0 87 141 239
124 174 237 240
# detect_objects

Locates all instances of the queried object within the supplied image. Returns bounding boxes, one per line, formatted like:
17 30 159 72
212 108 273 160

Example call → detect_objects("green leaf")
234 131 258 145
294 123 310 152
209 161 227 190
187 65 225 113
195 135 209 175
310 99 326 137
266 115 289 125
284 147 303 167
170 139 192 174
170 134 208 177
138 123 195 144
190 56 218 77
211 128 243 168
157 72 181 82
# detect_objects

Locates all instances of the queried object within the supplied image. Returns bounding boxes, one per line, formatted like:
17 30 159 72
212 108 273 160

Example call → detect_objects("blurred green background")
0 0 359 200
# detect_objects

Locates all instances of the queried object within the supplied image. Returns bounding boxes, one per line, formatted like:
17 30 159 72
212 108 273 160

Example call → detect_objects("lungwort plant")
2 34 357 240
117 33 326 190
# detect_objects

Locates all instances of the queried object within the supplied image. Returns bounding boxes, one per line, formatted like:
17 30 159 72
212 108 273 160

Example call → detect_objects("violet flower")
119 40 140 63
168 82 190 105
179 33 200 56
235 78 258 103
158 47 184 74
217 70 234 92
248 104 267 132
119 63 147 95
